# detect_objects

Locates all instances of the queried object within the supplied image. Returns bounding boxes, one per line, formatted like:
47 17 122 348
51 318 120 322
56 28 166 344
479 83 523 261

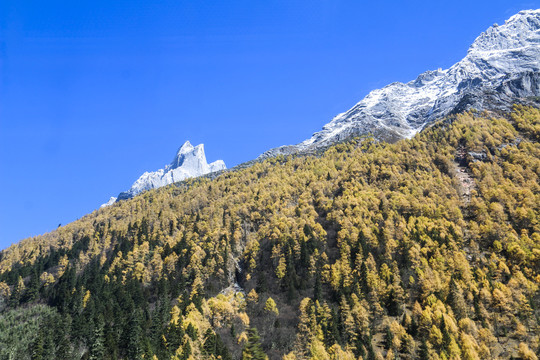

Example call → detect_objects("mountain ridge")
260 9 540 159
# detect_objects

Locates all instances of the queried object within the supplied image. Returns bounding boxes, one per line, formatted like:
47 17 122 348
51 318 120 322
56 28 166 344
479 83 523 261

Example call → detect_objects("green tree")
89 315 105 360
24 270 40 303
203 328 217 355
30 327 44 360
242 328 267 360
125 309 143 360
8 276 25 307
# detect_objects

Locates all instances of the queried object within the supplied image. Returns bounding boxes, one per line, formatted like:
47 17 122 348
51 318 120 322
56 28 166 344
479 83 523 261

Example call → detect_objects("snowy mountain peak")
176 140 194 155
170 142 207 173
261 9 540 158
102 141 226 206
468 9 540 54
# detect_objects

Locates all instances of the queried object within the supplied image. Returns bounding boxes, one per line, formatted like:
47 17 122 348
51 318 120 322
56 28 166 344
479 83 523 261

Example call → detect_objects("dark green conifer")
89 315 105 360
242 328 267 360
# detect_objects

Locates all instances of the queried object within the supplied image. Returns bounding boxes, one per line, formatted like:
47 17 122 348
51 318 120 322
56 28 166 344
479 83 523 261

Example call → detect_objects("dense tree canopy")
0 106 539 359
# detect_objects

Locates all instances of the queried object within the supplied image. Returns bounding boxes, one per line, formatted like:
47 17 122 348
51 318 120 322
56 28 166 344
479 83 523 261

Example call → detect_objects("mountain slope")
0 106 538 359
262 9 540 158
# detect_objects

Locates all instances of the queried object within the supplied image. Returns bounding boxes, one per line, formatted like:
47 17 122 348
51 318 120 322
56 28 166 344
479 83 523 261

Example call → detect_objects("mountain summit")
102 141 226 206
262 9 540 158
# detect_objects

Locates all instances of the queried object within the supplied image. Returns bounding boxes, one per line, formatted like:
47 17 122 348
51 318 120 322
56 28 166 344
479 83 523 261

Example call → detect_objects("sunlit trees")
0 107 539 358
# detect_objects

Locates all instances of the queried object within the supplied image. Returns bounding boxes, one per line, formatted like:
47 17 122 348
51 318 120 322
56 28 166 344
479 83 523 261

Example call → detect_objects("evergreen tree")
56 328 72 360
8 276 24 307
24 270 40 303
418 338 429 360
186 322 198 341
124 309 143 360
89 315 105 360
181 340 192 360
203 328 217 355
242 328 267 360
30 327 44 360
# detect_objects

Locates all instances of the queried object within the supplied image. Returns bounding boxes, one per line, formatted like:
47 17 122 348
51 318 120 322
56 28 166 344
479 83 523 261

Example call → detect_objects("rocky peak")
468 10 540 54
171 140 195 166
170 141 208 174
102 141 226 206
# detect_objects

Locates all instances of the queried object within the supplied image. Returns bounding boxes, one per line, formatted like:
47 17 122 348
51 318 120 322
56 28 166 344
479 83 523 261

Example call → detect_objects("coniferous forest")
0 106 539 359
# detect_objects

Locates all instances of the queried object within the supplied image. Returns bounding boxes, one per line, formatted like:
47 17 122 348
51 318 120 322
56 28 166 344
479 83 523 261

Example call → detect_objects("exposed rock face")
102 141 226 206
118 141 226 200
261 9 540 158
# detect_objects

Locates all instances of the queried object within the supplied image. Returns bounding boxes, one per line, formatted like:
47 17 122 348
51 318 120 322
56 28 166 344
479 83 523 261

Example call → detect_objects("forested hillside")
0 106 539 360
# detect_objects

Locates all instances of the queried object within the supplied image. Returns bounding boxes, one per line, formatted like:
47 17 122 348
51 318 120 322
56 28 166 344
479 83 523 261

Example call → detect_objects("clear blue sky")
1 0 539 249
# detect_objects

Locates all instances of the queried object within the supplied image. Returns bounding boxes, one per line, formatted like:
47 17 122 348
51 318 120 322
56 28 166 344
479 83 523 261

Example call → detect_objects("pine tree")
167 305 185 352
24 270 40 303
447 279 468 320
125 309 143 360
418 338 429 360
181 340 192 360
216 333 233 360
56 329 72 359
242 328 267 360
203 328 217 355
89 315 105 360
8 276 24 307
314 273 322 301
186 322 198 341
30 327 45 360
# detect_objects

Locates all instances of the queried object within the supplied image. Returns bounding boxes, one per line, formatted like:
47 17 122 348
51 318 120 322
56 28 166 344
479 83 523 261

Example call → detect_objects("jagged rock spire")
102 141 226 206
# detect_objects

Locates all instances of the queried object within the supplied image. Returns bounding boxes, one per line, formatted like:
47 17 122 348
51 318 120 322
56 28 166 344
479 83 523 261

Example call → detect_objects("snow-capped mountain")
261 9 540 158
102 141 226 206
102 9 540 206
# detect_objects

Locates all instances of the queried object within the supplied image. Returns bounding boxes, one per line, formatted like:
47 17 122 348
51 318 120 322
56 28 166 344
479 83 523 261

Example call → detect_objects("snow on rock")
261 9 540 158
100 197 117 208
101 141 226 206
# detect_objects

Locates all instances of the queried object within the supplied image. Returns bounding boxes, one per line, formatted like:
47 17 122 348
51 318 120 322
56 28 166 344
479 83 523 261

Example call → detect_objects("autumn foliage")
0 106 539 359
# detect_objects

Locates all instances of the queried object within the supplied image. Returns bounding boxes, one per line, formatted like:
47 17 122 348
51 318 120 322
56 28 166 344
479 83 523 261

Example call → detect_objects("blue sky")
1 0 539 249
